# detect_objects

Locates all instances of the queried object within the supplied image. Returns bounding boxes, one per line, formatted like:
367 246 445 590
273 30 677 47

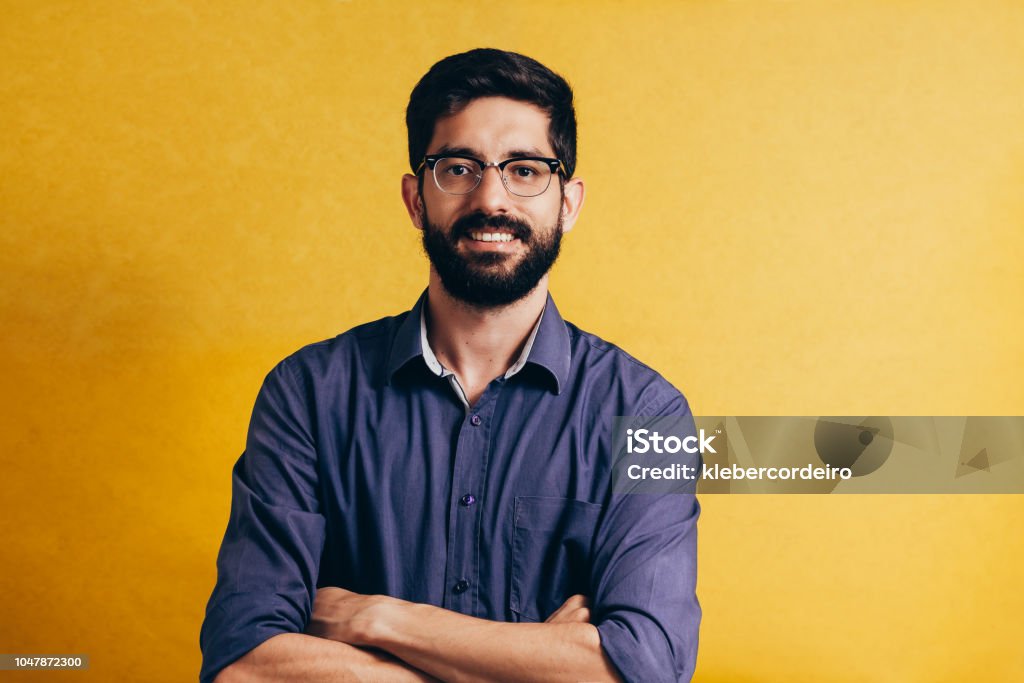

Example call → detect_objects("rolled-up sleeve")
592 391 701 682
199 358 326 683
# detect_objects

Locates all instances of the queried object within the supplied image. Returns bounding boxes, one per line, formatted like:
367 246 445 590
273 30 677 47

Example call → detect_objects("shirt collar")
385 288 571 394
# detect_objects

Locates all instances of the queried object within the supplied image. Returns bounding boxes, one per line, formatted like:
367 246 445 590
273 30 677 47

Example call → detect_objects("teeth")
469 232 514 242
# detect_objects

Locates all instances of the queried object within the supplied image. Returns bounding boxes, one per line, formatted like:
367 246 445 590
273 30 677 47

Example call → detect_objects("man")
200 48 700 683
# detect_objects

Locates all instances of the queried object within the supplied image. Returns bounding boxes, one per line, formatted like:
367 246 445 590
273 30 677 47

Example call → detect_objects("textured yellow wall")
2 1 1022 681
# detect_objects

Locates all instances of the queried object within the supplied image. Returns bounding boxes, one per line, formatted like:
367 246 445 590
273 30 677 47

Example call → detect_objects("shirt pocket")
509 496 604 623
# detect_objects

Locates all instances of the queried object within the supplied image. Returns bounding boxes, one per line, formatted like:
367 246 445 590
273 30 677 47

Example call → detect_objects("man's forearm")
214 632 439 683
369 602 621 683
308 589 620 683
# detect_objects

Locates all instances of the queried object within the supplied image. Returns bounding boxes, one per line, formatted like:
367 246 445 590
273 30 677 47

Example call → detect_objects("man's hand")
306 586 405 646
545 594 591 624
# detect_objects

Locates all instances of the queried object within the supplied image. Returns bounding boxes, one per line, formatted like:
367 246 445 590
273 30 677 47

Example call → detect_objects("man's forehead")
426 97 555 158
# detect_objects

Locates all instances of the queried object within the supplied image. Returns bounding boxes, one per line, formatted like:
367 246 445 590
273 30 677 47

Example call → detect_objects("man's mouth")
468 231 517 243
451 211 530 246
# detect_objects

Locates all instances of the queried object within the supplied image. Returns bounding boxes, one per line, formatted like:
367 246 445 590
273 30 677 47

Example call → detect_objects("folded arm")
306 589 621 683
214 632 439 683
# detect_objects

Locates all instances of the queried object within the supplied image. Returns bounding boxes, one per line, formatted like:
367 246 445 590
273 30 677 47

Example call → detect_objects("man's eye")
511 165 537 177
445 165 472 176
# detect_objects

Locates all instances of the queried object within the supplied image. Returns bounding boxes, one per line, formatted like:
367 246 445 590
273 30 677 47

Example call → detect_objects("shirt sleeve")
591 390 701 683
199 358 327 683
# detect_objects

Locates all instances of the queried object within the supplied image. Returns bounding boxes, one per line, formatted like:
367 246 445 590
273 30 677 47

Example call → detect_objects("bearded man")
200 48 701 683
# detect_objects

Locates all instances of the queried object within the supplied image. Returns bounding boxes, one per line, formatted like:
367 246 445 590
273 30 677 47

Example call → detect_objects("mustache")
451 212 532 241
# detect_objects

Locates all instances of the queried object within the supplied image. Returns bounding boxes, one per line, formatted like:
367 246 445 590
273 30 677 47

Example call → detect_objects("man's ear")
401 174 425 230
559 176 585 234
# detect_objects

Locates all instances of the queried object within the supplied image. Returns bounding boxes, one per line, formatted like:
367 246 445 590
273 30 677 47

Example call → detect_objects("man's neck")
425 270 548 406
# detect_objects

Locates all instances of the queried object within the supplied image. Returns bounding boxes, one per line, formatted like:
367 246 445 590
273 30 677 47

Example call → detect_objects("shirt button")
460 494 476 507
453 579 470 594
470 414 482 426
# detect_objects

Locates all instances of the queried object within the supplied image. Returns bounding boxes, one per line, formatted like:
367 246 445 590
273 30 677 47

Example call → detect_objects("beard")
421 204 563 307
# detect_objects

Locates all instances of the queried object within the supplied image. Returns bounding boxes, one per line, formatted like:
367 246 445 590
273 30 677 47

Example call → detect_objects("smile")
468 231 516 242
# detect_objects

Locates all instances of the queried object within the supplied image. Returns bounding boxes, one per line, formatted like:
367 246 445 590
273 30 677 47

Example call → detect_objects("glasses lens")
434 157 482 195
503 160 552 197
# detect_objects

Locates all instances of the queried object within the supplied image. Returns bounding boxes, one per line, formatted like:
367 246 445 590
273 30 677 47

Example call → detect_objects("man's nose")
468 165 512 214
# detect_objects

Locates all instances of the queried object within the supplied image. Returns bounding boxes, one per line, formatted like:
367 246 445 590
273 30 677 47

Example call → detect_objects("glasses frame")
416 154 563 197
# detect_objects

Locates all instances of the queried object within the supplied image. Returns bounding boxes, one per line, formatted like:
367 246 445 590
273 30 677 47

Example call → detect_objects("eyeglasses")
416 155 563 198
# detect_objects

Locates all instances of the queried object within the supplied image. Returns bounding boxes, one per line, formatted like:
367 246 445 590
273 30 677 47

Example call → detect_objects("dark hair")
406 48 578 179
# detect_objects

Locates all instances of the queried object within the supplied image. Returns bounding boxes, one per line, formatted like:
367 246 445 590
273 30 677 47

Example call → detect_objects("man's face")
411 97 570 307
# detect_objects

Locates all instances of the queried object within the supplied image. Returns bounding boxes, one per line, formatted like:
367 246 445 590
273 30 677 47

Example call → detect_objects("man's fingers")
564 607 591 623
544 594 585 622
559 594 589 612
544 594 590 623
546 607 591 624
569 594 589 609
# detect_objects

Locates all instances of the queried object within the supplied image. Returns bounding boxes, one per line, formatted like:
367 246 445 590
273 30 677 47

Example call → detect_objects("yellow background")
2 1 1022 681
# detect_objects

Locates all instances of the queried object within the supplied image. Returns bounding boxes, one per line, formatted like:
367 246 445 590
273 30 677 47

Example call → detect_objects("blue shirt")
200 291 701 682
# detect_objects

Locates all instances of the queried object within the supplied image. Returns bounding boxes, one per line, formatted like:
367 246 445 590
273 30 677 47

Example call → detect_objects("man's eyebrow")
431 145 483 158
505 147 550 158
429 145 553 159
